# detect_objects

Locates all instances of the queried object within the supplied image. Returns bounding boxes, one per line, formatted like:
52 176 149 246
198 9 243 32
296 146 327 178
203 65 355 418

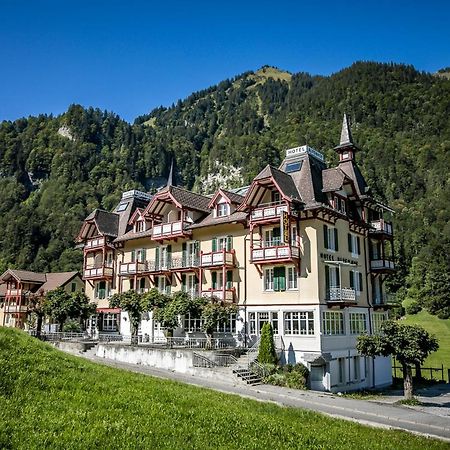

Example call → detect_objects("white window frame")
349 234 360 258
327 227 337 252
287 266 298 290
264 268 274 291
349 312 367 335
372 312 387 334
216 203 229 217
284 311 315 335
322 311 345 335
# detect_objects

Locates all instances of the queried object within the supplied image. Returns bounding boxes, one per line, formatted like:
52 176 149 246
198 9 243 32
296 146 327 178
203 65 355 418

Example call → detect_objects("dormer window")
135 220 146 233
216 203 230 217
271 191 281 204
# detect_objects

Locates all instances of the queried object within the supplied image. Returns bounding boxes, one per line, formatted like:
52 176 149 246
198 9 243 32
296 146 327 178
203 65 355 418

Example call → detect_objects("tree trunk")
403 363 414 400
36 314 43 338
414 362 422 381
59 321 64 332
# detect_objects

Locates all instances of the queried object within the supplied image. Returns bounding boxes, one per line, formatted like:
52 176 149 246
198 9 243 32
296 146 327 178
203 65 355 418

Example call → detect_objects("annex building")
77 115 395 391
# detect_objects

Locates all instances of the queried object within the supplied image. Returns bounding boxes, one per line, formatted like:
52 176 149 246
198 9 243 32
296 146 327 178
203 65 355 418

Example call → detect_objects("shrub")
285 371 307 389
258 323 277 364
292 362 309 379
405 301 422 315
63 320 82 333
389 306 405 320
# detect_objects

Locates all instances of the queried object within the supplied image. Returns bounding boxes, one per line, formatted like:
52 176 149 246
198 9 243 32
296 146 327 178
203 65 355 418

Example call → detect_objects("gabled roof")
80 209 119 239
322 168 348 192
188 211 248 229
144 186 210 216
0 269 46 284
338 161 370 198
253 165 301 201
114 229 153 243
207 188 244 208
128 208 145 225
39 272 80 293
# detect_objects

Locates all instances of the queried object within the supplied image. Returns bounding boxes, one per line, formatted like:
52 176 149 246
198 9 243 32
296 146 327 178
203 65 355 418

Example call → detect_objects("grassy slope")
0 329 447 450
401 310 450 369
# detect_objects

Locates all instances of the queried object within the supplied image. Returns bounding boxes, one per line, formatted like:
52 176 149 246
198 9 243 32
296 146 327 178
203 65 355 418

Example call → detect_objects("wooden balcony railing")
326 287 357 303
251 245 300 263
4 305 28 313
85 237 105 249
250 202 288 222
201 288 235 302
119 261 147 276
370 219 393 236
201 250 234 267
171 255 200 270
152 221 190 240
84 265 114 279
6 289 22 297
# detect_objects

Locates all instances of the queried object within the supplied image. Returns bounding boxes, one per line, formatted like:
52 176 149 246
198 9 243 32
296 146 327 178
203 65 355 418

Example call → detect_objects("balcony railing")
152 221 190 239
5 305 28 313
326 287 357 303
84 265 114 279
370 259 395 271
85 237 105 249
6 289 22 297
201 288 235 302
201 250 234 267
250 202 288 222
119 261 147 276
171 255 200 270
370 219 393 236
251 245 300 263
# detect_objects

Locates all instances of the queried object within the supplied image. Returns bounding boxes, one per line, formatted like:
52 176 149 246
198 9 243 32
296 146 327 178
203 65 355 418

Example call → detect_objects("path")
76 352 450 442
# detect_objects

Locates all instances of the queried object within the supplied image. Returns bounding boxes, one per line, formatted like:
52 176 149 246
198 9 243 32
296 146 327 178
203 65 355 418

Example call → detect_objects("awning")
96 308 121 314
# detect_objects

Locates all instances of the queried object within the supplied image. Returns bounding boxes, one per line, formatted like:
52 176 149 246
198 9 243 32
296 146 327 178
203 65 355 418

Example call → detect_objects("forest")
0 62 449 317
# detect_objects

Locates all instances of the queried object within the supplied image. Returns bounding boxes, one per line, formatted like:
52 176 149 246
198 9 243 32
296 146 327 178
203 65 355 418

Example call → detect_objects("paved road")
73 352 450 442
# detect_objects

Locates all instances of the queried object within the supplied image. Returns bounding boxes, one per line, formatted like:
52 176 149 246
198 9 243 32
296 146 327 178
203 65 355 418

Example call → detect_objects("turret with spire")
334 113 359 163
167 159 174 187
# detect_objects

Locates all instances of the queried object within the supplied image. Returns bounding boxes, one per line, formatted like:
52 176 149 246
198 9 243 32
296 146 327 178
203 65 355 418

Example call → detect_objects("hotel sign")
280 210 290 244
320 252 358 266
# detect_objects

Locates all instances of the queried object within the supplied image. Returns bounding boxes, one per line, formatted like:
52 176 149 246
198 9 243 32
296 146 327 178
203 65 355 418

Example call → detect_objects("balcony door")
265 227 281 247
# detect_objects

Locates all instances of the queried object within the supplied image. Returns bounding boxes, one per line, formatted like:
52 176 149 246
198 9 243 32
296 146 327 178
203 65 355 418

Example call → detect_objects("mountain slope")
0 62 449 315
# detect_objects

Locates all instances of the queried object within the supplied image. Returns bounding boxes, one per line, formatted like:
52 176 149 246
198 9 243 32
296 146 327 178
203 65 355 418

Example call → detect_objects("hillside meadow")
0 328 448 450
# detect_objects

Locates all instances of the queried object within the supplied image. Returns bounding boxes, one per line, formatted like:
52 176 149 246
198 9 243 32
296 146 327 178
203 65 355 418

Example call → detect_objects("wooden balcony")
85 237 106 251
370 259 395 273
5 305 28 313
6 289 22 297
250 202 289 223
119 261 147 276
251 245 300 264
201 288 235 302
143 259 172 273
201 250 234 268
326 287 357 305
369 219 393 237
84 265 114 279
152 221 191 241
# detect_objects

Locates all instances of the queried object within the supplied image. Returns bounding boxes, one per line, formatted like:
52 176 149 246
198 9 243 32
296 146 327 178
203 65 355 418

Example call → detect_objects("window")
135 220 146 232
184 312 203 332
212 236 232 252
372 312 387 333
157 276 171 295
71 282 77 293
132 248 147 263
291 226 298 247
249 311 279 334
102 313 119 332
353 356 360 381
264 267 286 291
322 311 345 335
349 313 367 334
285 161 302 173
350 270 363 292
116 202 128 212
95 281 109 299
325 265 340 295
216 203 229 217
338 357 346 384
284 312 314 335
216 313 236 333
249 312 256 334
287 267 298 290
271 191 281 203
347 233 361 257
265 227 281 247
335 196 346 214
323 225 338 251
182 274 198 297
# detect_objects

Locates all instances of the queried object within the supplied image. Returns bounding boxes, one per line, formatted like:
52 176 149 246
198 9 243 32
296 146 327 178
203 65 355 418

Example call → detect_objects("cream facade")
77 115 395 391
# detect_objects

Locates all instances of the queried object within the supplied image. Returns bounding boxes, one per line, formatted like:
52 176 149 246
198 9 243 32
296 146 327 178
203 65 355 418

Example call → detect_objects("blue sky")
1 0 449 122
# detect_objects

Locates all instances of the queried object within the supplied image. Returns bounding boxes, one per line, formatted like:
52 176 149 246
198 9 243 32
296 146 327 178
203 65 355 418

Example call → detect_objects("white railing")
201 289 235 301
84 265 114 278
152 221 185 238
7 289 22 296
201 251 234 267
251 203 288 221
371 259 395 270
171 255 199 269
251 245 299 262
85 237 105 249
119 261 147 275
152 336 235 349
327 287 356 302
5 305 28 313
370 220 393 235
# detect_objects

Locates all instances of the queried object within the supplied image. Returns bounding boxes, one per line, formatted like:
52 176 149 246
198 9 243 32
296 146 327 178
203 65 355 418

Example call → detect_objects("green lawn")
0 328 447 450
401 306 450 372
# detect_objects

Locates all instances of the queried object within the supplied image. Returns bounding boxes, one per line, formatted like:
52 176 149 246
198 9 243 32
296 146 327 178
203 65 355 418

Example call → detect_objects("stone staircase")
230 337 263 385
83 343 98 358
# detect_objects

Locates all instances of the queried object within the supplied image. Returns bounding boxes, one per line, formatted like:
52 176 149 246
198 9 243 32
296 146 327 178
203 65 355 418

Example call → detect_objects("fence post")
448 369 450 384
441 364 444 382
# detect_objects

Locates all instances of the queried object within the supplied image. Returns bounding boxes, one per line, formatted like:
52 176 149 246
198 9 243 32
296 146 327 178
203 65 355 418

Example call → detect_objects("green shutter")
155 247 160 269
335 267 340 287
142 248 147 262
181 274 186 292
226 270 233 288
350 271 354 289
358 273 363 291
273 267 279 291
212 237 217 252
182 242 187 265
334 228 339 251
278 267 286 291
323 225 328 249
357 237 361 255
226 236 233 251
131 250 136 262
348 233 352 252
325 266 330 292
212 272 217 289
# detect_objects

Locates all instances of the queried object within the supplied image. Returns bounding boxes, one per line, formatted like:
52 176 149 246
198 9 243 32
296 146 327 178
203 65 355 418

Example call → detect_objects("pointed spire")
167 159 174 187
340 113 353 146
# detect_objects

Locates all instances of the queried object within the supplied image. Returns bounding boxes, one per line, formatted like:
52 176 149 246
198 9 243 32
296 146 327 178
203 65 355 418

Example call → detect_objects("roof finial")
167 159 174 187
340 113 353 146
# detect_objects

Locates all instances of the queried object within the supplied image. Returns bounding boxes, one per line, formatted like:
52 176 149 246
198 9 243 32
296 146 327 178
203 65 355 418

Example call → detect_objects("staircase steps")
232 367 262 385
